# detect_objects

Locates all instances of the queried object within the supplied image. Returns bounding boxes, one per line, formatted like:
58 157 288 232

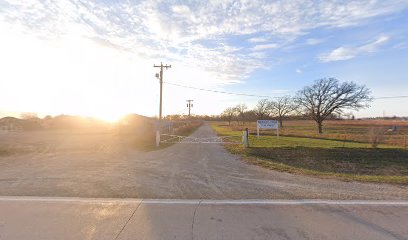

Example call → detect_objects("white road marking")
0 196 407 205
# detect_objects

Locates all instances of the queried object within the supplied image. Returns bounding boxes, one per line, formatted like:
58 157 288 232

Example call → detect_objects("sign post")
257 120 279 137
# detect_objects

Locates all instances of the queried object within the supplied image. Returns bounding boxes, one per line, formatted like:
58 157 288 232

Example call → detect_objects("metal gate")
159 134 242 144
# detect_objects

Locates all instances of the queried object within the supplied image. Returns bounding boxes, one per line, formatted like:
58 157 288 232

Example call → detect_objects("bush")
368 127 385 148
172 121 203 136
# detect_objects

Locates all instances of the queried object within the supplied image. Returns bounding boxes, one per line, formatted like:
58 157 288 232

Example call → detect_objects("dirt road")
0 124 407 199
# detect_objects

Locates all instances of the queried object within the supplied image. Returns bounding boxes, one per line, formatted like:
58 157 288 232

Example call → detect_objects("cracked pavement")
0 197 407 240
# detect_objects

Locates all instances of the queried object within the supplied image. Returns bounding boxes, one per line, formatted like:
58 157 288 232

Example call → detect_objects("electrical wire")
373 96 408 99
164 81 274 98
164 81 408 100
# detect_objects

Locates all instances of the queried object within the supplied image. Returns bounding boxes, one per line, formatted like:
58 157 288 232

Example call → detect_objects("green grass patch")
211 123 408 184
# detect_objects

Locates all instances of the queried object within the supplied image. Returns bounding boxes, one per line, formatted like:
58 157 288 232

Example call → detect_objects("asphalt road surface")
0 197 407 240
0 124 407 199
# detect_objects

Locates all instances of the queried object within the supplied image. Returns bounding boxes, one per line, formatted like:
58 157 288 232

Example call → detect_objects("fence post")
257 124 259 138
156 130 160 147
242 128 249 148
246 128 250 147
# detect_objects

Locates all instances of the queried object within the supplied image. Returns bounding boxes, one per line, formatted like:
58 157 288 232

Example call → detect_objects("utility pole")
153 62 171 127
186 100 194 117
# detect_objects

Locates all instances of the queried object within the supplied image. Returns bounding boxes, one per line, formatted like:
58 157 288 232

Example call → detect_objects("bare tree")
20 112 38 120
234 104 248 125
296 78 371 133
254 99 271 119
269 96 297 128
222 107 236 126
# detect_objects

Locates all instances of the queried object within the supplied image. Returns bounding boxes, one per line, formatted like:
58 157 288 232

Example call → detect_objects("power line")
164 81 408 100
164 81 273 98
373 96 408 99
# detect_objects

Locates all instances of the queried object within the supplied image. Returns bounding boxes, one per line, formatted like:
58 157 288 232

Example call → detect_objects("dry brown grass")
214 119 408 148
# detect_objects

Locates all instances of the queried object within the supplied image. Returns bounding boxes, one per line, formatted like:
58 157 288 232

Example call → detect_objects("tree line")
221 78 372 133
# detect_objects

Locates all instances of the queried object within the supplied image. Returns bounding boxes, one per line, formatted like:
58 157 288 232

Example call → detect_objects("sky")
0 0 407 121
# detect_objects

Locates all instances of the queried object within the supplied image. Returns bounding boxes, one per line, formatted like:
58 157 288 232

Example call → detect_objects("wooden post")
243 128 249 148
246 128 249 148
156 130 160 147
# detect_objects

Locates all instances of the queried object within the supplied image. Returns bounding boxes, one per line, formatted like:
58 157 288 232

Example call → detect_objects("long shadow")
248 146 408 176
250 132 369 144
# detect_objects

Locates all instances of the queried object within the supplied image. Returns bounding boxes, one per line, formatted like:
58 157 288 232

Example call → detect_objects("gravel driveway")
0 124 407 199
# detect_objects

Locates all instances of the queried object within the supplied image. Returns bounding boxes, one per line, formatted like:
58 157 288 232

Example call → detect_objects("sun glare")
90 111 123 123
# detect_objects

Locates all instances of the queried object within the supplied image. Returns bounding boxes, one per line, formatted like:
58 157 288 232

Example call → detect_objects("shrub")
368 127 385 148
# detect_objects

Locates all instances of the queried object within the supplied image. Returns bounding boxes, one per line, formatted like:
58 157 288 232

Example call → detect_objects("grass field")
211 120 408 184
221 119 408 147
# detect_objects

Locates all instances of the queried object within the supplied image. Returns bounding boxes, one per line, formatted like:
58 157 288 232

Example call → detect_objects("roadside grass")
211 123 408 184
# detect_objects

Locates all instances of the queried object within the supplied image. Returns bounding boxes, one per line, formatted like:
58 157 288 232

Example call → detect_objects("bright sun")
0 28 159 119
0 25 224 119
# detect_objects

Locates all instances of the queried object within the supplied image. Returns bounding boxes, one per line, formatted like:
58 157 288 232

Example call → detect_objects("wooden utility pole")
153 62 171 126
186 100 193 117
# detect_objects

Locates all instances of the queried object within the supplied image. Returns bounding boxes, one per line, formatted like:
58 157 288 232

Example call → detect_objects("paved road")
0 197 407 240
0 124 407 199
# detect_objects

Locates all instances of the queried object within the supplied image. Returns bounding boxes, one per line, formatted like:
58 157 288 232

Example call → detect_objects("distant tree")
343 112 355 120
296 78 371 133
254 99 271 119
234 104 248 125
269 96 298 128
222 107 236 126
20 112 38 120
43 115 53 121
165 114 183 121
245 110 258 121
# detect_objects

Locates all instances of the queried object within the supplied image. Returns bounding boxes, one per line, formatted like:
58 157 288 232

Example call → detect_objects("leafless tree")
296 78 371 133
269 96 298 128
20 112 38 120
234 104 248 125
222 107 236 126
254 99 271 119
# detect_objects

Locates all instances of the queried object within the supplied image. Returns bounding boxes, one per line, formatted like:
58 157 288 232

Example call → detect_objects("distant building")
0 117 23 132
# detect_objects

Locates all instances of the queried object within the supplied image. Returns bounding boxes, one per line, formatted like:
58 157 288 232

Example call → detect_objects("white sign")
257 120 279 137
257 120 278 129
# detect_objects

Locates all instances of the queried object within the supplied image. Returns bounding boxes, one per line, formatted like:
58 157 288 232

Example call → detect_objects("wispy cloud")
319 36 390 62
0 0 407 83
252 43 279 51
306 38 325 45
248 37 269 43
